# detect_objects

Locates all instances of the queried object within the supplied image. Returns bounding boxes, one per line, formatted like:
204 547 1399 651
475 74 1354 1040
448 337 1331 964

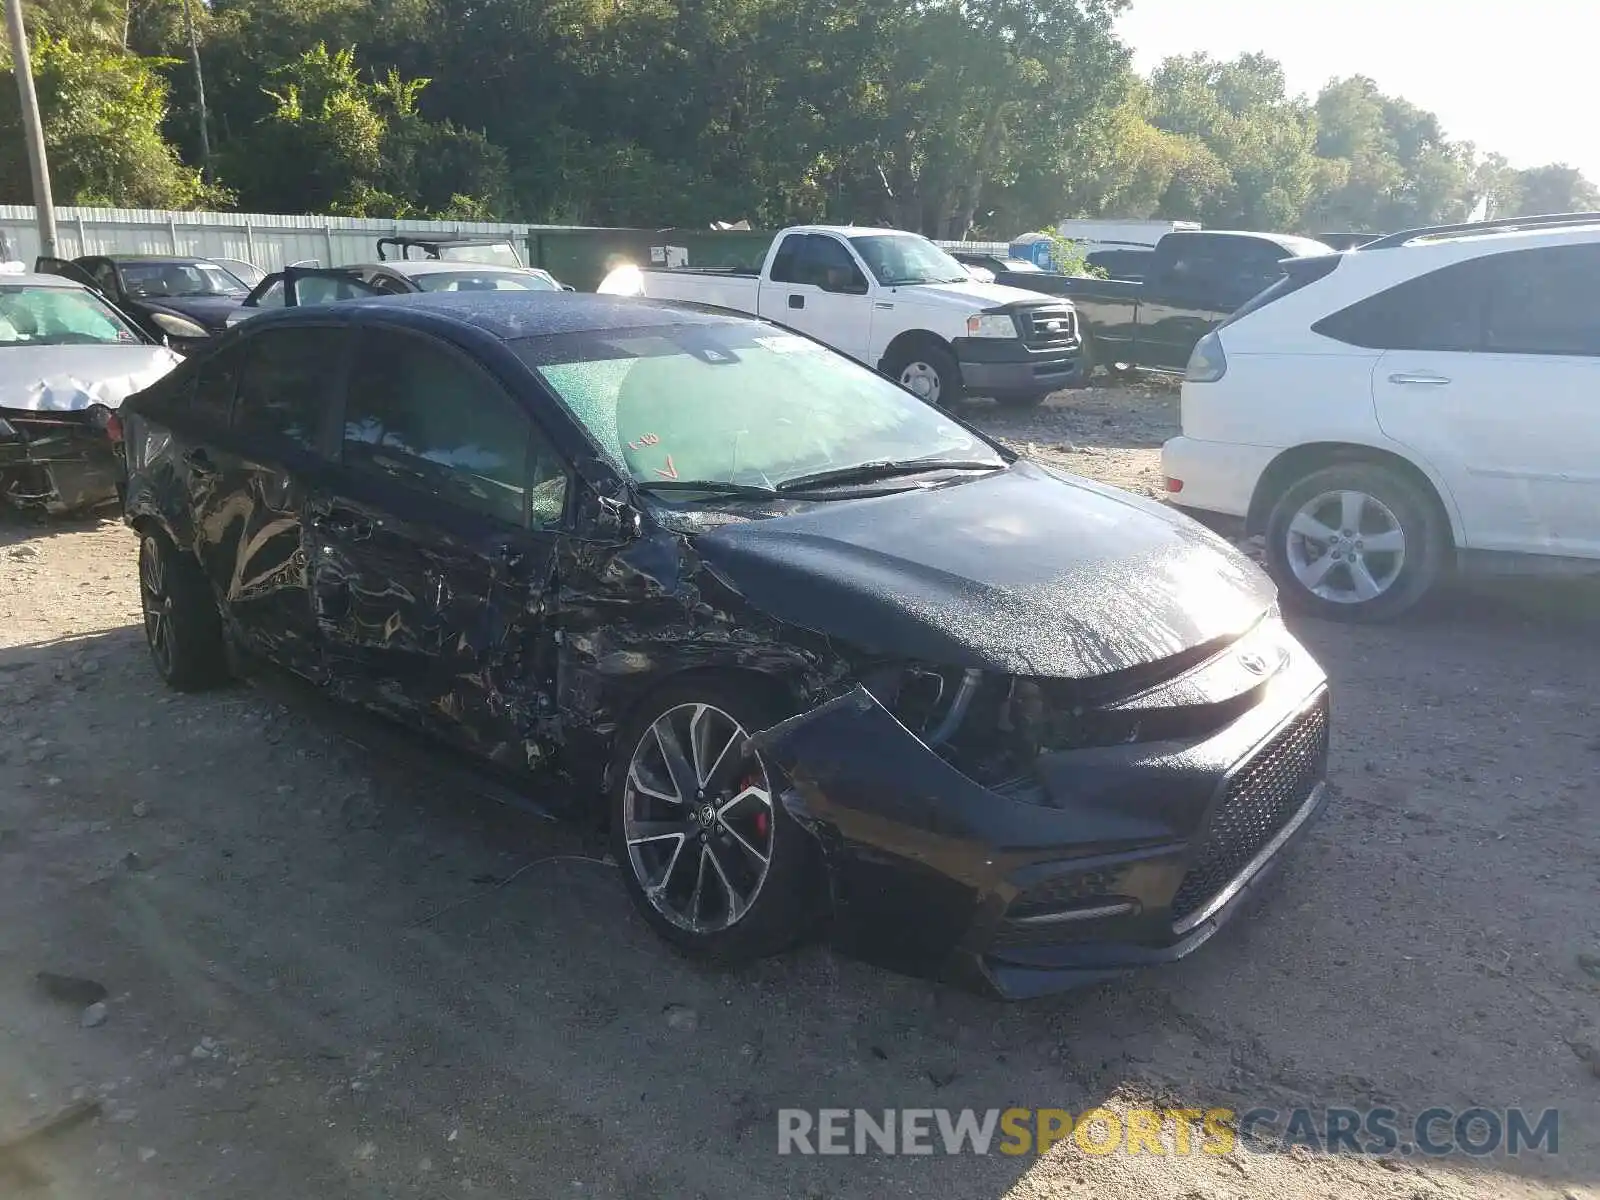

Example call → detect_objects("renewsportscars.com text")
777 1106 1559 1158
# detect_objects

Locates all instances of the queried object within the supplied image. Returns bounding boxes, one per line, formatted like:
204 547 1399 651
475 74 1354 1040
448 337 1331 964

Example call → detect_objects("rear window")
412 271 560 293
1312 259 1489 351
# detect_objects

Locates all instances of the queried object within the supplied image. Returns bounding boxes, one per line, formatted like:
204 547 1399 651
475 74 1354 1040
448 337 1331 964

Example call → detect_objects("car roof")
268 291 751 341
2 271 93 289
100 254 223 265
789 225 917 239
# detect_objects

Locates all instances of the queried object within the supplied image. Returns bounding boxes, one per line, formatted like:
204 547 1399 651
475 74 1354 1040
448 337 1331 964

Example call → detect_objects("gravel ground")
1 381 1597 1199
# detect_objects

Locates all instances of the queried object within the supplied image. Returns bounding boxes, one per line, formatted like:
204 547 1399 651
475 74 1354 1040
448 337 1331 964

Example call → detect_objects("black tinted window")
796 236 867 291
1313 259 1488 351
769 234 807 284
1482 244 1600 357
342 330 568 527
235 326 345 451
192 344 245 422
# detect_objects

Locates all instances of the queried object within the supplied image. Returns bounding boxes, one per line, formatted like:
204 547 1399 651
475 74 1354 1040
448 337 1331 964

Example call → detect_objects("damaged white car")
0 269 181 513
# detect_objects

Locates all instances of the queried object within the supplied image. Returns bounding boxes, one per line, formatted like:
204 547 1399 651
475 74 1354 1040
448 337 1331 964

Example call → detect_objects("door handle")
788 294 805 310
1388 372 1451 386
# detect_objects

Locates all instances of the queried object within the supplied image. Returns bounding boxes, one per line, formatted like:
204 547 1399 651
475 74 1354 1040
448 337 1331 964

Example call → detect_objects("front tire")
609 675 820 963
138 529 228 690
1264 463 1448 622
882 342 963 409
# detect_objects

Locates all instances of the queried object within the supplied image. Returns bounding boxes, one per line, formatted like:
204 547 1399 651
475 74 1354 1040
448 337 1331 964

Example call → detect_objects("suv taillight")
1185 332 1227 383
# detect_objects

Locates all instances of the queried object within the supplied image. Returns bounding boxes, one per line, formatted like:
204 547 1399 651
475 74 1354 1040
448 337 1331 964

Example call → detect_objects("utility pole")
3 0 57 256
180 0 210 175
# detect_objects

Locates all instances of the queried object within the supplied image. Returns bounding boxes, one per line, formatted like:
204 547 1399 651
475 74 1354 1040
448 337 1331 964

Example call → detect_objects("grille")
1016 305 1078 348
1169 698 1329 926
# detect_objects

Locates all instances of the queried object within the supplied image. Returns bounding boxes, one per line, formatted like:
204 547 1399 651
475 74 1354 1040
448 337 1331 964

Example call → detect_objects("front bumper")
755 637 1330 999
0 411 121 513
954 337 1085 396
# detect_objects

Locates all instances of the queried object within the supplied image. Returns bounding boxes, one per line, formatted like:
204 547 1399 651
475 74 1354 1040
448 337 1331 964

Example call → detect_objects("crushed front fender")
753 662 1330 999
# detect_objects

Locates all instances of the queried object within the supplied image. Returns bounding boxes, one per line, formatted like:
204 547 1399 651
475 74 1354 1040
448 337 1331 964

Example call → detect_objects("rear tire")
609 674 821 964
882 342 963 409
1264 463 1448 623
138 529 229 690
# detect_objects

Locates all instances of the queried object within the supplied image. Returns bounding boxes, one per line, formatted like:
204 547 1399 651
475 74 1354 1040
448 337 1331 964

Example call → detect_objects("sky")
1117 0 1600 179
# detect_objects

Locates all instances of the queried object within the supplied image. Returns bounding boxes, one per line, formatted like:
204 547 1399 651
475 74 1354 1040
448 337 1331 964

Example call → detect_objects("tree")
220 42 508 217
1141 53 1323 227
1511 164 1600 215
0 33 223 207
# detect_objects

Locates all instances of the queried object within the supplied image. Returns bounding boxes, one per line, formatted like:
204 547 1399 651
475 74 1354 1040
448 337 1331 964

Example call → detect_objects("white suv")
1161 213 1600 621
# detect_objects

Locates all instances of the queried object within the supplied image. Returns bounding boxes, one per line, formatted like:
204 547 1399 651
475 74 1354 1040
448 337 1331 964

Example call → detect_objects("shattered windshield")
0 285 143 346
850 234 972 286
118 260 248 299
518 322 1002 492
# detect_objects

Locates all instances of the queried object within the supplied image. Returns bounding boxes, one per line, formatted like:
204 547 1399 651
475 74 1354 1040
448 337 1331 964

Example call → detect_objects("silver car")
0 270 181 512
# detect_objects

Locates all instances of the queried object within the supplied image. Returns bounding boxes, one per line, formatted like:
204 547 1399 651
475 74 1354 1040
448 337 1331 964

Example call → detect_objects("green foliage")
1035 230 1101 277
219 42 507 218
0 34 228 208
3 0 1594 234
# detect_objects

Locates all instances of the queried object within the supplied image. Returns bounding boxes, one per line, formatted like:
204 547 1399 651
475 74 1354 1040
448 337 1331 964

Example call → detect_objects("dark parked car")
35 254 252 349
987 231 1335 376
119 292 1330 998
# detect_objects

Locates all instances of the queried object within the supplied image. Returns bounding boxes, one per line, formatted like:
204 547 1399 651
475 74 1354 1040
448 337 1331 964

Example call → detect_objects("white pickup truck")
597 225 1085 408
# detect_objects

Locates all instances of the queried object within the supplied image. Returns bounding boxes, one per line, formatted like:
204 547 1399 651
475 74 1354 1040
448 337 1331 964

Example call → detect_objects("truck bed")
633 267 762 315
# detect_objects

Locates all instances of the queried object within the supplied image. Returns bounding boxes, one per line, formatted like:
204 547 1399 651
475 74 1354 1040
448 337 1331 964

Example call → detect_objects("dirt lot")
2 381 1597 1199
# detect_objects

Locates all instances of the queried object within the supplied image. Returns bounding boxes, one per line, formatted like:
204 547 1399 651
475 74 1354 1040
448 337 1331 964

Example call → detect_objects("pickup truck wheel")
1264 464 1448 623
610 675 822 964
883 343 963 409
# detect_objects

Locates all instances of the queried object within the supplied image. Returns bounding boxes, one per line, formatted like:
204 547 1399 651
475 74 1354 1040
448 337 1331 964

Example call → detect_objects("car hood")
691 459 1274 679
886 279 1074 312
141 295 246 328
0 344 183 413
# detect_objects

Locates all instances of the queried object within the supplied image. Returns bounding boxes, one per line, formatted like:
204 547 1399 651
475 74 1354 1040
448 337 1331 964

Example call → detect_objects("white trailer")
1055 219 1201 249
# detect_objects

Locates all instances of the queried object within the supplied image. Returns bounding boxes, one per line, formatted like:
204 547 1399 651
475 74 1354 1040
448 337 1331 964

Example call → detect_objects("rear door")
1365 243 1600 558
34 257 101 291
218 323 351 674
1138 236 1229 370
310 325 570 765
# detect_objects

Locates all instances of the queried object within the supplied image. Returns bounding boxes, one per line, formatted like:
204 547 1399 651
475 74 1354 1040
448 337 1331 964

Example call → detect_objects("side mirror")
575 485 642 542
821 271 869 296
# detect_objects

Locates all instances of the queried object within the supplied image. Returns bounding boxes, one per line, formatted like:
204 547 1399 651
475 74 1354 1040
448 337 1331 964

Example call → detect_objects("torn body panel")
754 634 1330 999
0 408 122 513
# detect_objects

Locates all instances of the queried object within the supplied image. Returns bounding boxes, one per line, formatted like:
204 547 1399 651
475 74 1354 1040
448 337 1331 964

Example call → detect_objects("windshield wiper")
777 458 1003 493
635 479 779 500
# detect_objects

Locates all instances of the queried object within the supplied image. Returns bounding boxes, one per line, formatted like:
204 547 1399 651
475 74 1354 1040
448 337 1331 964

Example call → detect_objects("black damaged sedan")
119 293 1329 999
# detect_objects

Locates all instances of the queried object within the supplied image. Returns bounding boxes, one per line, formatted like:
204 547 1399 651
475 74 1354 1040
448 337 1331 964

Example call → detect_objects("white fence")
0 205 531 271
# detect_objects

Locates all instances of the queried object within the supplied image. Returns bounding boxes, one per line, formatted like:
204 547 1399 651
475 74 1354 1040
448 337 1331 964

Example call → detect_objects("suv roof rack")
1361 211 1600 252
